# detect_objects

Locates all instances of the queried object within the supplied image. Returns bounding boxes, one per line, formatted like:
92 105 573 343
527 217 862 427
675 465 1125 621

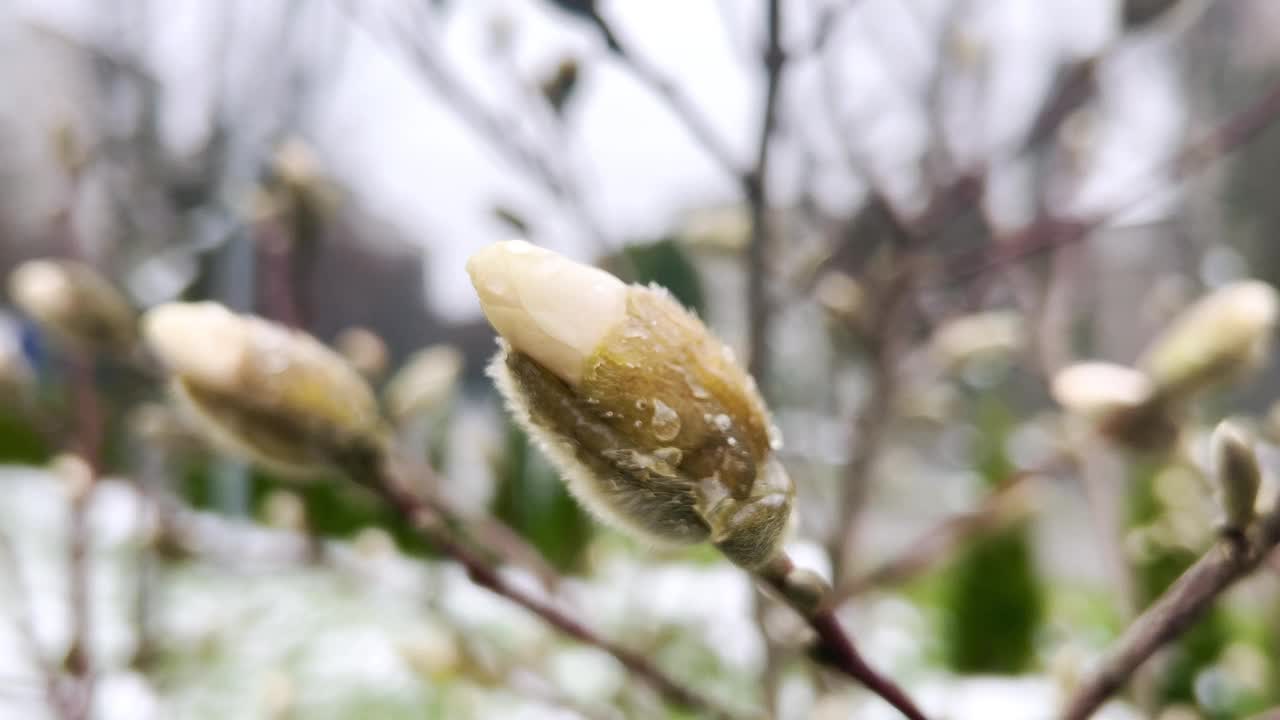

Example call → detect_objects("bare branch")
758 554 929 720
343 449 747 720
1060 507 1280 720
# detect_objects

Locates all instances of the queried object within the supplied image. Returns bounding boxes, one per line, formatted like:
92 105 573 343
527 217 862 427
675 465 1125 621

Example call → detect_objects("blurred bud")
678 206 750 254
398 626 460 681
383 345 464 422
264 137 339 220
814 271 864 323
52 122 88 175
51 454 94 503
1208 419 1261 534
334 326 389 382
539 57 580 116
931 310 1024 370
260 670 296 720
469 240 793 569
352 526 397 560
8 259 137 355
261 490 307 533
1052 362 1153 418
127 402 201 450
142 302 384 475
1051 362 1177 451
1137 280 1278 400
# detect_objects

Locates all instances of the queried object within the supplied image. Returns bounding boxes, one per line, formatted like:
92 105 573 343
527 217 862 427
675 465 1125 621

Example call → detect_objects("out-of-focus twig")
343 449 746 720
0 533 71 720
834 467 1043 601
1060 504 1280 720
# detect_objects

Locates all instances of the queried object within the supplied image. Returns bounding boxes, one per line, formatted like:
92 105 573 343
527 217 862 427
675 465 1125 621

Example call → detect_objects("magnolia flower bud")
8 259 137 355
1208 419 1261 534
468 240 793 569
383 344 464 422
141 302 383 474
1137 280 1279 400
932 310 1024 370
334 326 389 381
1051 362 1177 451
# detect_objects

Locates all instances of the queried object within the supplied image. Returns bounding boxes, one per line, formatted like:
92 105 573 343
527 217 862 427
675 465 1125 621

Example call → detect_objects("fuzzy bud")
334 326 389 382
8 259 137 355
1051 362 1177 451
141 302 383 474
1137 280 1279 400
1208 419 1261 534
932 310 1024 370
468 240 793 569
383 344 464 422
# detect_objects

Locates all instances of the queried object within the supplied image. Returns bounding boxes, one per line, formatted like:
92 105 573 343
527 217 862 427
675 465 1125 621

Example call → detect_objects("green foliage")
490 421 592 573
1127 458 1230 712
0 407 50 464
940 397 1045 674
613 239 705 315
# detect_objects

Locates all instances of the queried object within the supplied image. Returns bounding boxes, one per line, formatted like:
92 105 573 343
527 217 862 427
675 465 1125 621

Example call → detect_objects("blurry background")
2 0 1280 718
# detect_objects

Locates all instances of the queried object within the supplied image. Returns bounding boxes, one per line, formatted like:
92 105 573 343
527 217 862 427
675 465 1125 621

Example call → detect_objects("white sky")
6 0 1188 321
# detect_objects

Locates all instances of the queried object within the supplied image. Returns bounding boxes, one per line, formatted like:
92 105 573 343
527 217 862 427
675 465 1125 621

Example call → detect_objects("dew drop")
603 411 615 418
651 399 681 441
727 437 738 447
691 384 711 400
634 420 642 429
635 399 648 411
712 413 733 432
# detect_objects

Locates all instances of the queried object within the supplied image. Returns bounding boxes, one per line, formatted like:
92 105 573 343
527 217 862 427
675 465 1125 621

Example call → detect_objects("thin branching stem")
1061 506 1280 720
346 449 746 720
758 554 929 720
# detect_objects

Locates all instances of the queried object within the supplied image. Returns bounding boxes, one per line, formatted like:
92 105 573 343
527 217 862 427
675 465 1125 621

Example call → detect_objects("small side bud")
334 326 389 382
383 345 464 422
261 490 307 533
1208 419 1261 534
1138 280 1279 400
1051 362 1177 451
470 242 794 569
932 310 1024 371
142 302 383 475
8 259 137 355
814 271 865 323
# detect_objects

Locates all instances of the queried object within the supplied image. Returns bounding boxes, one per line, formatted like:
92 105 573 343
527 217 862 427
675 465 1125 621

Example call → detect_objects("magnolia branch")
835 469 1039 601
758 554 929 720
343 449 745 720
1060 504 1280 720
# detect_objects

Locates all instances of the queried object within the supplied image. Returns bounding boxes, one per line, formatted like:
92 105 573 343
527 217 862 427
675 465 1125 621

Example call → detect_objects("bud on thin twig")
469 240 793 569
1208 419 1261 534
8 259 137 355
1137 280 1278 400
142 302 383 475
383 344 464 423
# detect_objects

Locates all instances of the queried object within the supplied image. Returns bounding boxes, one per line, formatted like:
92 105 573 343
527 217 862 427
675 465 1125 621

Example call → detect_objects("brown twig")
585 9 743 180
834 469 1039 601
1060 506 1280 720
758 554 929 720
344 449 744 720
829 265 916 585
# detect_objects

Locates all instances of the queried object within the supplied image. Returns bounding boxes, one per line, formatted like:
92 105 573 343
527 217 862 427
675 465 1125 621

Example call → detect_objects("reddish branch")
758 554 929 720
